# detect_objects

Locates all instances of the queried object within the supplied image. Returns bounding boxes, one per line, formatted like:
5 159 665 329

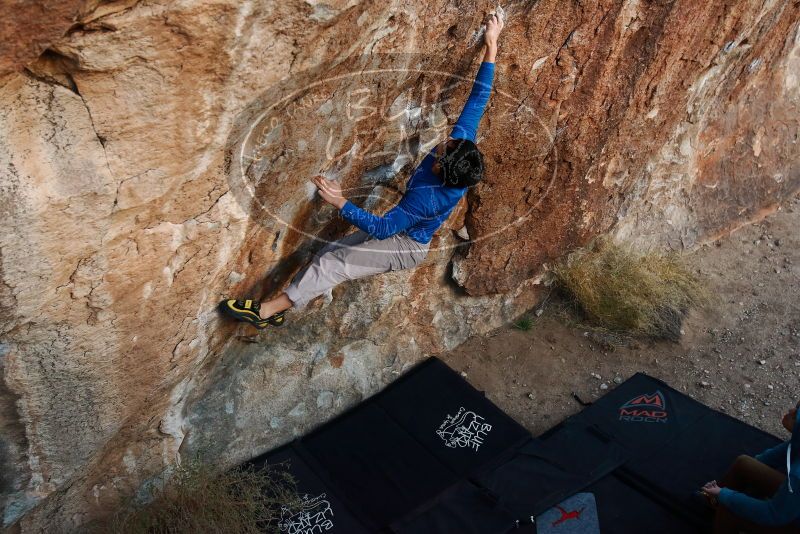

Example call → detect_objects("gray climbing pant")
284 230 429 310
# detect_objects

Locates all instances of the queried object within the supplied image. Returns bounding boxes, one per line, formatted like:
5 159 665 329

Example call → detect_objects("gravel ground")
442 194 800 439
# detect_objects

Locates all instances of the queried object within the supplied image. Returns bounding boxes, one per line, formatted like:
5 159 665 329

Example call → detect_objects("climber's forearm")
483 43 497 64
340 202 413 240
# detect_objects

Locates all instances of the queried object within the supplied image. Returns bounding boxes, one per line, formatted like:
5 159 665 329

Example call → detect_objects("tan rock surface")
1 1 86 75
0 0 798 530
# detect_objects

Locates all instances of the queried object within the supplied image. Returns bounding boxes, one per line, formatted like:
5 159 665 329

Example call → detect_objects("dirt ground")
442 194 800 439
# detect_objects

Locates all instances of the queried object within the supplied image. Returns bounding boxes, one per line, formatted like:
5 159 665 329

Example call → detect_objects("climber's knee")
316 251 350 279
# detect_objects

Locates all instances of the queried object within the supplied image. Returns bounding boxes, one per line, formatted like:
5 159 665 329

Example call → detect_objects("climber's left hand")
484 11 504 49
312 175 347 209
702 480 722 497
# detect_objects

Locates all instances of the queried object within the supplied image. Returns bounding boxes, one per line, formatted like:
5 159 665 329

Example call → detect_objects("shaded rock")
316 390 334 409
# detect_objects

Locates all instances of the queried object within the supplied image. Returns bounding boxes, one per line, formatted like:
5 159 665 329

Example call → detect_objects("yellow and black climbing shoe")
262 310 286 327
219 299 285 330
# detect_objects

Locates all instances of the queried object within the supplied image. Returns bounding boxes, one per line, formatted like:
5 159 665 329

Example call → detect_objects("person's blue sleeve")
718 480 800 526
756 443 790 471
450 61 495 142
340 200 415 240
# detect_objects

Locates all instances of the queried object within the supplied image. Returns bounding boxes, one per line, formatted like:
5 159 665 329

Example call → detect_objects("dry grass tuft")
551 238 708 341
94 458 299 534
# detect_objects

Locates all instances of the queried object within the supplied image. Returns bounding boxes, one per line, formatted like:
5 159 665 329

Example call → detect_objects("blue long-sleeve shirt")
340 61 495 243
718 411 800 526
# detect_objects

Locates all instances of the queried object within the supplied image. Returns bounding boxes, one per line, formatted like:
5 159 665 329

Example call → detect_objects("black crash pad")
376 356 531 477
538 372 782 531
389 479 518 534
245 362 783 534
475 430 626 523
583 474 700 534
296 357 533 530
299 402 457 529
247 445 369 533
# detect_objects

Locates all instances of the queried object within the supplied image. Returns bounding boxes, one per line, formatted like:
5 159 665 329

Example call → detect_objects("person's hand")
312 175 347 209
484 12 504 49
702 481 722 497
782 403 798 433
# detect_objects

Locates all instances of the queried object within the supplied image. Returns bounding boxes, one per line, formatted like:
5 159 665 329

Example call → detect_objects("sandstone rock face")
0 0 798 530
0 0 87 75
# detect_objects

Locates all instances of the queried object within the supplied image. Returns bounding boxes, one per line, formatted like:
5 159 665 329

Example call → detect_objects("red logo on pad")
618 391 668 423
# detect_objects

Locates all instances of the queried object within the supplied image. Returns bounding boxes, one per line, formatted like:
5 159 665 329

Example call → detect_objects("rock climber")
220 12 504 329
699 399 800 533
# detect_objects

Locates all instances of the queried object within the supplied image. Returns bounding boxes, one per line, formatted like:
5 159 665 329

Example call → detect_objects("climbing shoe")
219 299 286 329
262 310 286 327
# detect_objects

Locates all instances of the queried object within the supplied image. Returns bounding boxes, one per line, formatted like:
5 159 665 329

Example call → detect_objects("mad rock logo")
618 391 668 423
437 407 492 451
279 493 334 533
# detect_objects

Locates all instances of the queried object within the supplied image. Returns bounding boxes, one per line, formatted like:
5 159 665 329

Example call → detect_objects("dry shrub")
96 458 299 534
551 238 707 341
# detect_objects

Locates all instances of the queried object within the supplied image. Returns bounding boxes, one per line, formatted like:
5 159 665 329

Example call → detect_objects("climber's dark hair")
440 138 484 188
